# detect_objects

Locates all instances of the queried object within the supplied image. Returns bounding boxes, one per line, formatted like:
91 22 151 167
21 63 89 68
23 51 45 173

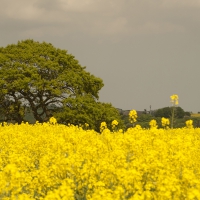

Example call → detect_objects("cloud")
0 0 200 41
60 0 100 12
1 0 39 20
160 0 200 8
0 0 70 23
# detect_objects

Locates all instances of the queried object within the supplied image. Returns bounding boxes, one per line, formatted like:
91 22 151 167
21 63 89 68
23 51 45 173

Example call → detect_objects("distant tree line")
120 106 199 129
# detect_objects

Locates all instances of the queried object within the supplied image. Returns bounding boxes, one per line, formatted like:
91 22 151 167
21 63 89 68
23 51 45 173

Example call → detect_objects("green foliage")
190 117 200 128
154 107 171 118
154 106 185 119
184 112 191 117
0 98 25 123
137 114 153 122
175 107 185 118
137 114 154 128
0 39 111 126
54 95 124 132
120 113 154 130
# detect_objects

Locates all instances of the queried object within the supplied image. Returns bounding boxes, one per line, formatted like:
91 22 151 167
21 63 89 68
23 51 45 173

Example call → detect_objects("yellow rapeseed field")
191 113 200 118
0 121 200 200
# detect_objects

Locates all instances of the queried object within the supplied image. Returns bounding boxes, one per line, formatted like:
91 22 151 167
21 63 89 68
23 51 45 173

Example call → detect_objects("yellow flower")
170 94 179 106
135 124 142 130
49 117 57 125
170 94 179 128
161 117 170 128
100 122 107 132
1 116 200 199
111 120 118 131
111 120 118 127
85 123 89 127
149 119 157 129
185 119 193 128
129 110 138 124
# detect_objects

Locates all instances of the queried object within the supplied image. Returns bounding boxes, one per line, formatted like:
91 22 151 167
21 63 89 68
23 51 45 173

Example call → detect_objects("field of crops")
0 121 200 200
191 113 200 118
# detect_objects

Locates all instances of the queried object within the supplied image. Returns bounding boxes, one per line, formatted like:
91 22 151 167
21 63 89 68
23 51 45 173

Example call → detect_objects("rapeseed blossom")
135 124 142 130
129 110 137 126
111 120 118 127
0 121 200 199
49 116 57 124
170 94 179 106
85 123 89 127
161 117 170 129
186 119 193 129
170 94 179 128
149 119 158 129
111 120 118 131
100 121 107 132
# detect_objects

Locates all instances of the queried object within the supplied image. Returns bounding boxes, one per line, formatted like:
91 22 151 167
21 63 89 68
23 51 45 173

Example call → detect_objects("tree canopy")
55 96 125 131
154 106 185 119
0 39 123 130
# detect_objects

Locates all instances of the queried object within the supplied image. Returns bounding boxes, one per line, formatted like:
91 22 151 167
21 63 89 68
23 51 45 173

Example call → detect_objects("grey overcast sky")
1 0 200 112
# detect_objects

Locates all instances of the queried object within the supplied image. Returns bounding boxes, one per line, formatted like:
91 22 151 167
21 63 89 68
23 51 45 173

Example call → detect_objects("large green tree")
0 39 121 129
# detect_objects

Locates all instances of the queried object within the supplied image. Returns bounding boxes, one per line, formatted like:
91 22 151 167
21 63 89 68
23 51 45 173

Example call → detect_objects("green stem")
171 105 175 129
